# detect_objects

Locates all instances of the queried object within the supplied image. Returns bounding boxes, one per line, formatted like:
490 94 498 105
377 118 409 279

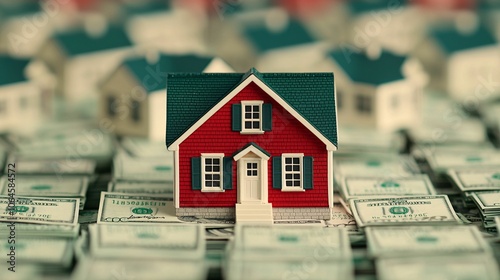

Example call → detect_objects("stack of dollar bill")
338 174 437 208
367 225 499 279
337 126 405 155
0 196 80 274
420 147 500 188
8 121 115 170
112 152 174 183
334 155 421 187
469 191 500 229
225 225 353 280
120 137 170 158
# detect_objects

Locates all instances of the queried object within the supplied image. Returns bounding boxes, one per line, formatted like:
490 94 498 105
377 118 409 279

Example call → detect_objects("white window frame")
241 101 264 134
201 153 225 192
356 94 372 114
281 153 305 192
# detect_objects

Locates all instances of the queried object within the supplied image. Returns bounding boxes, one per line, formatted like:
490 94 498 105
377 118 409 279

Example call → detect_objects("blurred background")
1 0 500 279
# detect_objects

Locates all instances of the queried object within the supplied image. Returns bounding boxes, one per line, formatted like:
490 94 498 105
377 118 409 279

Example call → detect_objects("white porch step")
236 203 273 224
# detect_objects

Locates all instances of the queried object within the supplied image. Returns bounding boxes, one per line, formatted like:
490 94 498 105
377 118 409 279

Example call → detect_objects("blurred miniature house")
99 53 233 141
35 25 134 104
324 48 427 132
124 1 207 54
345 0 425 55
418 23 500 102
0 56 42 134
210 8 324 72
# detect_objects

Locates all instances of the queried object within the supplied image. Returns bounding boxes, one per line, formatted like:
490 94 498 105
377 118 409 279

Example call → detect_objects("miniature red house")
166 68 337 223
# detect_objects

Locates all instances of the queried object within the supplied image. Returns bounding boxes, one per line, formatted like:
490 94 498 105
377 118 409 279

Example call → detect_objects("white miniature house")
99 53 233 141
0 56 42 134
323 48 427 132
418 23 500 102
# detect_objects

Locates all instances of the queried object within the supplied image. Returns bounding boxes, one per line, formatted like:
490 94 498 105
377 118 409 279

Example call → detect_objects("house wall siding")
178 82 329 208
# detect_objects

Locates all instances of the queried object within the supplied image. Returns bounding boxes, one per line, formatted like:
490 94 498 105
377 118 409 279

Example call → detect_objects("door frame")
233 145 270 204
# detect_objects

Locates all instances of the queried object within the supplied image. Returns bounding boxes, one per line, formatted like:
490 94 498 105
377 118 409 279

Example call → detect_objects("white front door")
243 160 261 202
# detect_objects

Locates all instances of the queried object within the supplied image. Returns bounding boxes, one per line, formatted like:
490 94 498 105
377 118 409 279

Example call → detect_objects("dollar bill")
5 158 95 175
232 225 350 260
89 224 204 259
113 155 173 182
0 222 79 238
0 196 79 225
340 175 436 200
349 195 461 227
366 225 490 257
121 137 173 158
108 181 173 195
376 254 500 280
225 259 353 280
97 192 179 224
334 156 419 184
496 216 500 233
0 175 88 198
72 257 207 280
326 203 358 234
470 191 500 213
0 237 74 268
448 169 500 192
425 151 500 176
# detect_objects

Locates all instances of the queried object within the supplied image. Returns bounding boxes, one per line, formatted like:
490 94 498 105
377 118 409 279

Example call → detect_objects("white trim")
241 100 264 134
168 74 337 151
201 153 225 193
174 149 180 208
328 150 334 209
233 145 270 161
281 153 304 192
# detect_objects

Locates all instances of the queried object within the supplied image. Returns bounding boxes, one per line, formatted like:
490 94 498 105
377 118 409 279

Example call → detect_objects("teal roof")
123 54 215 92
0 56 29 86
0 2 40 19
243 20 315 52
54 26 132 56
329 49 406 85
123 1 170 15
432 24 497 54
348 0 408 14
166 68 337 147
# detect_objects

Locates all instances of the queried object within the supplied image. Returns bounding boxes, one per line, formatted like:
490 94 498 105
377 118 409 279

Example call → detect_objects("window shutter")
232 104 242 131
262 103 272 131
272 156 282 189
223 157 233 190
191 157 201 190
303 156 314 190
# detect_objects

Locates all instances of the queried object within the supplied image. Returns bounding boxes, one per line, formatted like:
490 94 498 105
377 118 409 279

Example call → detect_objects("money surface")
0 196 79 225
471 191 500 212
366 225 490 257
340 175 436 200
349 195 461 227
376 254 500 280
97 192 179 224
0 176 88 198
0 237 74 267
89 223 205 259
6 158 95 175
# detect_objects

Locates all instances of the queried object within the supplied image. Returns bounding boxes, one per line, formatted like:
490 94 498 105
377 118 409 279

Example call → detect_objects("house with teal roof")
420 23 500 101
166 68 337 223
99 53 232 141
210 10 324 72
36 25 134 104
345 0 425 55
0 56 42 133
324 47 427 132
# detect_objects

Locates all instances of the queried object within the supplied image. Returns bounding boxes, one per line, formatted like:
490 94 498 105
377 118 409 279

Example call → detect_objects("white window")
282 153 303 190
241 101 263 133
201 154 224 192
356 95 372 113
